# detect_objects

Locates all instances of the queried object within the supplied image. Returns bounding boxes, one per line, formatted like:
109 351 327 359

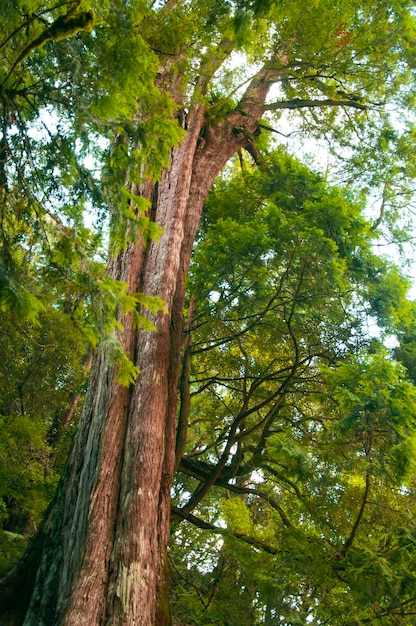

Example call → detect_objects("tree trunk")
0 97 263 625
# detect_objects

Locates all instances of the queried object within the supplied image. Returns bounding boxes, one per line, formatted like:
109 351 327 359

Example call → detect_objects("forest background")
2 0 416 624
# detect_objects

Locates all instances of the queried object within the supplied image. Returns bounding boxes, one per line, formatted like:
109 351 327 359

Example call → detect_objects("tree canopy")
169 149 416 625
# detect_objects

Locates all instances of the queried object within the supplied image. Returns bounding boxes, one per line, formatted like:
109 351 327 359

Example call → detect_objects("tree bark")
0 88 267 625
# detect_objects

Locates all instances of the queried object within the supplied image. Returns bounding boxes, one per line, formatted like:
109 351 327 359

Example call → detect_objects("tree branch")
171 506 278 555
340 473 371 557
177 458 293 528
175 296 195 470
180 393 252 513
371 182 388 231
264 97 369 112
0 1 75 51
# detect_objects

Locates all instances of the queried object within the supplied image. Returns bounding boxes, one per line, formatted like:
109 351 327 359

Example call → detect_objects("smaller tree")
170 150 416 625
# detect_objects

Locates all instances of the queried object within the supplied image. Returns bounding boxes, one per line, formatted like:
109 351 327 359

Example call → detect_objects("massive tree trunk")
0 51 270 621
0 101 263 626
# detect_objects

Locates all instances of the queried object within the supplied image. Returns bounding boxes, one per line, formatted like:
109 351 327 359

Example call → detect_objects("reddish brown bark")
0 82 271 624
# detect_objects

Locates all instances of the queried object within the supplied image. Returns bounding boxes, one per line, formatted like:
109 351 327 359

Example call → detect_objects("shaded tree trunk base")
0 520 45 626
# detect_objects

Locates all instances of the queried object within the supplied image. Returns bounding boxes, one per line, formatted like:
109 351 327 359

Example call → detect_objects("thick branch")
264 97 368 112
197 39 235 94
238 65 288 117
370 182 388 231
0 1 74 51
177 458 293 528
340 473 371 557
180 396 251 513
171 506 278 555
3 4 94 86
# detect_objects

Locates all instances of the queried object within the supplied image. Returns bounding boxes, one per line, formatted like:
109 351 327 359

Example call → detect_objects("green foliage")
0 304 90 567
395 302 416 384
95 276 166 384
0 411 58 574
0 0 182 352
0 310 88 421
172 149 416 624
0 532 27 579
324 350 416 481
0 414 56 529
